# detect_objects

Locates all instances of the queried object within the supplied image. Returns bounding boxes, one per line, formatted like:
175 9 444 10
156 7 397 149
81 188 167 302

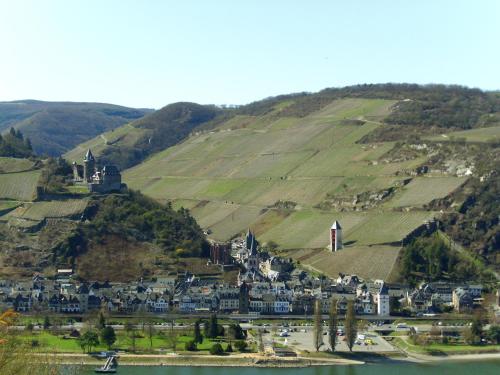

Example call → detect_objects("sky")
0 0 499 109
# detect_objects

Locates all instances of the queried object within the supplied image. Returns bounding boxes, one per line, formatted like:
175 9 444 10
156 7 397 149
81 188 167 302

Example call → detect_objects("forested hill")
64 102 223 170
0 100 151 156
218 84 499 126
66 84 499 171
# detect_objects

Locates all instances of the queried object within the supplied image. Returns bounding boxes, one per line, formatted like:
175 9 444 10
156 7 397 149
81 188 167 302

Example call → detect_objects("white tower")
377 283 390 316
330 220 343 251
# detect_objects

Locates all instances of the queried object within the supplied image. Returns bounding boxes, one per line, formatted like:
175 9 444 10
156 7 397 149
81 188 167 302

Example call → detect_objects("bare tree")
258 329 265 353
146 320 155 351
313 299 323 352
328 298 338 352
170 331 179 352
344 300 357 352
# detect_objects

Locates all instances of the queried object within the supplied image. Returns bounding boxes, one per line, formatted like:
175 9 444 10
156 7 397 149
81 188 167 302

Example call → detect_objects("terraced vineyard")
0 157 36 173
4 199 89 221
387 176 467 208
284 245 401 280
121 98 468 279
0 199 89 232
0 169 41 201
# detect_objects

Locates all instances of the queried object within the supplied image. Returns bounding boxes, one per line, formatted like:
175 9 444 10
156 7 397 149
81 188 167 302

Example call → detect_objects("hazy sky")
0 0 498 108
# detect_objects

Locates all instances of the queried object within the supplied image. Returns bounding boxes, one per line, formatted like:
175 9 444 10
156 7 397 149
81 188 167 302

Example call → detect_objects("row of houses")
0 277 390 316
0 232 488 317
0 274 486 317
407 282 484 313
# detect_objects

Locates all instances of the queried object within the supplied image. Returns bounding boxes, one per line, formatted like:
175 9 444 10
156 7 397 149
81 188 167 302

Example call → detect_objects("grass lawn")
66 185 91 195
392 337 500 355
22 330 236 353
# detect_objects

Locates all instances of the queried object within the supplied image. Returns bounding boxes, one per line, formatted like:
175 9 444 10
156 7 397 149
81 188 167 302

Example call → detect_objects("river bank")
50 353 363 367
45 350 500 368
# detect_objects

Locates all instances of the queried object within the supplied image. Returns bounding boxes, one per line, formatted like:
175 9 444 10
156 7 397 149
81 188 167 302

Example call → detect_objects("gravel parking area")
269 327 397 353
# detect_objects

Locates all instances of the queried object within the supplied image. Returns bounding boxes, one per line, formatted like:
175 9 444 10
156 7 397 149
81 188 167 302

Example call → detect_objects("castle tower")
83 149 95 182
72 161 80 181
330 220 343 251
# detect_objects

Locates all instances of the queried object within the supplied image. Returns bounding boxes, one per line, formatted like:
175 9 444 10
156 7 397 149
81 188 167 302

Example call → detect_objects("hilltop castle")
72 149 123 193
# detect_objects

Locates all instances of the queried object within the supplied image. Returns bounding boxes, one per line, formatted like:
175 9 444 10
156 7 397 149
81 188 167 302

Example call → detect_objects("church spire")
84 148 95 162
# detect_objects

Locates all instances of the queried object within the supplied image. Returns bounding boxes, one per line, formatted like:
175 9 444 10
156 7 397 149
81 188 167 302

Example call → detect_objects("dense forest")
0 128 34 158
400 233 495 286
84 191 208 256
52 190 208 269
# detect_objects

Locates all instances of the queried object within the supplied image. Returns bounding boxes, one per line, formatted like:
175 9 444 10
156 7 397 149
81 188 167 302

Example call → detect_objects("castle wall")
88 181 122 193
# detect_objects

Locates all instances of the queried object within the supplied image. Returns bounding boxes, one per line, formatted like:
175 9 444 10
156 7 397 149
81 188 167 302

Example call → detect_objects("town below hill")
0 83 498 297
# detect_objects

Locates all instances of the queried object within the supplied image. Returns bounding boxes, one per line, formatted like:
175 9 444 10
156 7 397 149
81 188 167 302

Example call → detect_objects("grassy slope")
122 98 466 280
64 123 146 163
425 124 500 143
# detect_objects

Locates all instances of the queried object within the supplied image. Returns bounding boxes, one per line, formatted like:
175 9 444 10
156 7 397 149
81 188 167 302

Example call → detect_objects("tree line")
313 297 358 353
0 127 34 158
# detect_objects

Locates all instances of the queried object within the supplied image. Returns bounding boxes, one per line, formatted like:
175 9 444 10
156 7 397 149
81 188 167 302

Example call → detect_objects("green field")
119 98 466 279
0 169 41 201
426 125 500 143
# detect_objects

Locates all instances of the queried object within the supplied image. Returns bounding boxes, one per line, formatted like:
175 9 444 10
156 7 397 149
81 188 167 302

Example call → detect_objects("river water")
77 361 500 375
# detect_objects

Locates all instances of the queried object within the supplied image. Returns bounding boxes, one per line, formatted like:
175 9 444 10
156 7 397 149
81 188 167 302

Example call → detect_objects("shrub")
185 340 197 351
26 323 34 332
225 343 233 353
234 340 248 352
209 343 224 355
